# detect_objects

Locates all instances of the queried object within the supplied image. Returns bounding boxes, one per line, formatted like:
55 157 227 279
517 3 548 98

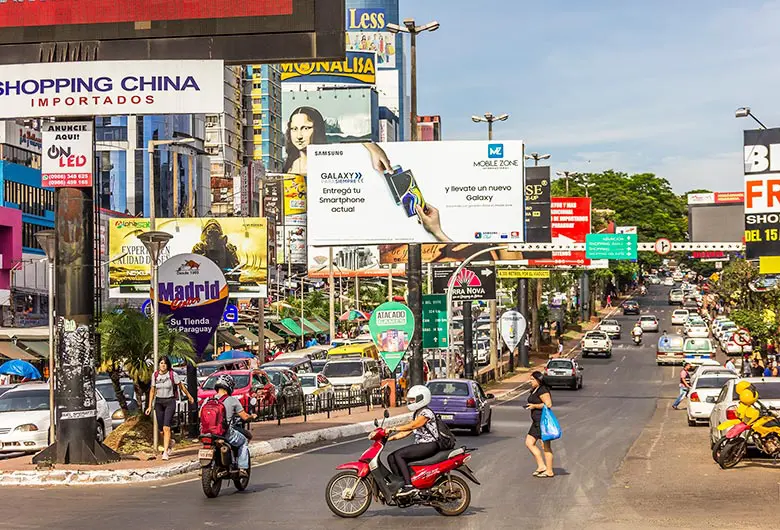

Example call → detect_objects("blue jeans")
673 387 687 408
226 428 250 469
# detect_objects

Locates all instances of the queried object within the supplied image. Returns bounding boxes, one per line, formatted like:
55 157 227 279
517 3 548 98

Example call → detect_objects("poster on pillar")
41 121 94 188
368 301 415 372
153 253 229 355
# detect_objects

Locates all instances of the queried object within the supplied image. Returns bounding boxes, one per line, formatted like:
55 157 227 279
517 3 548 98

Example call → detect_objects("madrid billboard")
744 128 780 258
108 217 268 298
0 0 345 64
308 141 526 245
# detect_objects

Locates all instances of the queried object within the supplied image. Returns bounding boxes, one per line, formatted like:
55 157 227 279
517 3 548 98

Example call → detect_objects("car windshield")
95 382 134 401
197 365 220 378
732 382 780 400
299 376 317 387
587 332 607 339
641 316 657 322
685 339 713 351
602 320 618 326
202 374 249 390
428 381 470 397
311 361 327 373
0 389 49 412
548 360 573 369
322 362 363 378
674 311 688 316
697 375 735 389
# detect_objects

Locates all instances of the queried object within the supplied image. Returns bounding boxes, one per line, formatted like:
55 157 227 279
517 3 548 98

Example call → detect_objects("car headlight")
14 423 39 432
112 409 125 420
350 384 362 390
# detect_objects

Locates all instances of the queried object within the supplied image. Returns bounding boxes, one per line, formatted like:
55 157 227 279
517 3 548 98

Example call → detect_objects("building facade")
207 66 244 216
243 64 284 174
416 115 442 141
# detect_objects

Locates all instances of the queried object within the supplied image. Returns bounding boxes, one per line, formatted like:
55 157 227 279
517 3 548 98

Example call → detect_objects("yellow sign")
108 217 268 298
283 174 307 216
498 269 551 279
709 272 720 282
759 256 780 274
280 51 376 85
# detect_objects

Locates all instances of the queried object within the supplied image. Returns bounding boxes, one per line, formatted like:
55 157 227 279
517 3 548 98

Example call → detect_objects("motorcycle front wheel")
433 475 471 517
325 470 372 518
201 463 223 498
717 438 747 469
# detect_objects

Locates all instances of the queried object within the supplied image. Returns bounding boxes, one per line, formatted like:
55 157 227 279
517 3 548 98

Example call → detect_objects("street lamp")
555 170 579 195
147 138 196 230
735 106 767 130
524 152 551 166
471 113 509 141
138 230 173 453
34 229 56 444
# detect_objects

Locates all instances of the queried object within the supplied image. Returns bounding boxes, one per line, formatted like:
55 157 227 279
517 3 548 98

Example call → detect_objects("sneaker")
161 450 170 461
395 485 417 498
168 439 176 455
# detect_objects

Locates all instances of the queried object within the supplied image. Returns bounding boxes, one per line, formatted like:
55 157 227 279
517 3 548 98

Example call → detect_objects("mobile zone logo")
474 144 519 168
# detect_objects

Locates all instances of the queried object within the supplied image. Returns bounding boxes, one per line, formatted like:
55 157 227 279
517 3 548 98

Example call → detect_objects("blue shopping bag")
540 405 562 441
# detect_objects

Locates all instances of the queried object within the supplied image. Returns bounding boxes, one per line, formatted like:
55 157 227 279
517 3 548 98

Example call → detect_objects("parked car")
671 309 690 326
95 378 139 429
686 369 738 426
656 335 686 365
310 359 328 374
622 300 640 315
639 315 660 332
712 320 737 340
261 367 305 417
683 296 700 314
261 357 313 375
684 318 710 338
722 329 753 356
598 319 622 339
197 359 251 384
542 358 583 390
0 383 113 453
683 337 716 365
298 372 334 412
581 330 612 358
475 338 489 365
198 369 277 414
426 379 494 436
708 378 780 448
321 358 381 395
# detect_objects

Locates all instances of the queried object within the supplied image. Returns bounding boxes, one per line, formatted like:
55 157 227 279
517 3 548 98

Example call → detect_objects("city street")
3 287 757 530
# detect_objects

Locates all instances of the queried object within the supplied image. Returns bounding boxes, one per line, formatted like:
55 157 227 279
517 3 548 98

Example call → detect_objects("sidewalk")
0 404 410 485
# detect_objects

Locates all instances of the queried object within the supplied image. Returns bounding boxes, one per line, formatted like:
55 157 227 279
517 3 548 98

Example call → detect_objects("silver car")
639 315 659 332
95 378 140 429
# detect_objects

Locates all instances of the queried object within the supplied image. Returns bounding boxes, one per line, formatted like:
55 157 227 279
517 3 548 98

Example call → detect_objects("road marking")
154 438 362 489
621 355 626 362
604 378 610 385
614 366 620 373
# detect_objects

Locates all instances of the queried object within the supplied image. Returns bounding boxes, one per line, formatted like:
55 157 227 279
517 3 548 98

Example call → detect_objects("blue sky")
401 0 780 193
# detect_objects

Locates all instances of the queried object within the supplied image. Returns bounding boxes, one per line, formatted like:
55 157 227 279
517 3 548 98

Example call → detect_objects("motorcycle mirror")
383 409 390 419
374 419 379 427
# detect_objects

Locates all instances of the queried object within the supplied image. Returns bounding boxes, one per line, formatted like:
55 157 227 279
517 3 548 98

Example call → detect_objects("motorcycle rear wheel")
717 438 747 469
233 464 251 491
201 464 223 498
433 475 471 516
325 470 372 518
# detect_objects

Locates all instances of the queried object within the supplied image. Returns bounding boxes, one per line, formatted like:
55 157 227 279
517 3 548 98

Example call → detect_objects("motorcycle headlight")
14 423 39 432
112 409 125 420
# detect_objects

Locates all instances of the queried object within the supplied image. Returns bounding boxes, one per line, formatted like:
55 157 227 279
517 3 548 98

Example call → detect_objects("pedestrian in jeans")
672 363 692 410
145 356 194 460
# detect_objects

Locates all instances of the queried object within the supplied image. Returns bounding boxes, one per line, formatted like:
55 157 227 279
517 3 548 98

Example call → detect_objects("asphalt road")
0 287 677 530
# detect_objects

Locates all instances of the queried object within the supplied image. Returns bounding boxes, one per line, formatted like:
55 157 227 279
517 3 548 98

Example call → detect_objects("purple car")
426 379 494 436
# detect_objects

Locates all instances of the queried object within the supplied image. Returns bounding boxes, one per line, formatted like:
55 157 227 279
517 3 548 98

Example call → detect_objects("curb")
0 413 412 486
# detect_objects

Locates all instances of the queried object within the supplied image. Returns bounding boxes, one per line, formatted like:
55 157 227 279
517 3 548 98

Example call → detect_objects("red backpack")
199 395 228 436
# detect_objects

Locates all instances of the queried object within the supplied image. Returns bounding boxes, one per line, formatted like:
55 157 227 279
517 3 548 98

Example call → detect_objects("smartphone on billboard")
384 165 426 217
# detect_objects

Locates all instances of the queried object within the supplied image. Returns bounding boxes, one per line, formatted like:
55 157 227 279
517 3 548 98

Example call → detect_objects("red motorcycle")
325 410 479 518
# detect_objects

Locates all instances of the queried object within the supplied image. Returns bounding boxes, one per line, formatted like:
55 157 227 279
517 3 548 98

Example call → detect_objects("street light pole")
555 170 579 196
387 17 439 387
35 230 56 444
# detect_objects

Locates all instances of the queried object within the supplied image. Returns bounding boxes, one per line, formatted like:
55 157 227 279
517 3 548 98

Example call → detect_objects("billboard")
378 243 525 264
41 122 94 188
282 88 378 174
283 174 307 216
281 51 377 85
744 128 780 258
308 141 525 245
0 61 224 119
432 265 497 302
308 245 404 278
0 121 42 153
0 0 345 64
108 217 268 298
345 7 397 69
528 197 591 266
689 204 745 243
284 225 307 265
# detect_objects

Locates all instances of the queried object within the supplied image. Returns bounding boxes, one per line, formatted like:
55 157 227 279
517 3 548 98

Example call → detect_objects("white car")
709 378 780 447
683 337 716 365
598 319 622 339
639 315 660 332
581 331 612 358
475 339 489 365
298 372 335 412
671 309 690 325
0 383 113 453
663 277 675 287
685 320 710 338
686 369 738 426
712 320 736 340
722 330 753 356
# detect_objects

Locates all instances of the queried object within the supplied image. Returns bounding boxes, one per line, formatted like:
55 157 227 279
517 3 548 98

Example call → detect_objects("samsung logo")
314 150 343 156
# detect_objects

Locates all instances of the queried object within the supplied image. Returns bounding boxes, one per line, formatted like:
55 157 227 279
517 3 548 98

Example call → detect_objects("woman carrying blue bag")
525 371 561 478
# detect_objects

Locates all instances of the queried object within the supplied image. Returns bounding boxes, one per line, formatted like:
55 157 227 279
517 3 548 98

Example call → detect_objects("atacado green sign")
368 301 415 372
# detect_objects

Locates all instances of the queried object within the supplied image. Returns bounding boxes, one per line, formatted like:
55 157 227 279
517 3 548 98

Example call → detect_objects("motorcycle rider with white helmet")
387 385 442 498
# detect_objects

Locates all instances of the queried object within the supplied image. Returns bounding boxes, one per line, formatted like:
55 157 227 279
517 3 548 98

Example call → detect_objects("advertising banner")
0 60 224 119
308 141 525 245
108 217 268 298
378 243 525 264
497 269 551 279
744 128 780 258
283 174 307 216
345 6 396 69
432 265 496 302
0 121 41 153
307 245 404 278
368 301 415 372
155 253 228 355
41 121 93 188
524 166 552 259
261 179 283 226
282 89 377 174
281 51 377 85
500 310 527 351
284 225 307 265
528 197 591 266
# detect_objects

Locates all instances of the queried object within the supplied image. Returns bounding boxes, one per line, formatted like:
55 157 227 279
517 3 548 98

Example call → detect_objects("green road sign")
586 233 637 260
422 294 448 349
368 301 416 372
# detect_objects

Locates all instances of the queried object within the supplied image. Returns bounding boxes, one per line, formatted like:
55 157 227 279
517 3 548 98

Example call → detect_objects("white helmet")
406 385 432 412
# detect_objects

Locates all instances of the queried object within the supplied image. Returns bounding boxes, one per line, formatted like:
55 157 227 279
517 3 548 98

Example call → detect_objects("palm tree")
98 306 196 414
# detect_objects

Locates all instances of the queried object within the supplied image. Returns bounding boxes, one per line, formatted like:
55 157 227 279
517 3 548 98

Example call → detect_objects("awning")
17 340 50 359
234 326 260 343
302 317 325 334
0 341 39 361
312 316 331 332
263 328 285 343
271 322 297 337
279 318 304 337
216 330 245 348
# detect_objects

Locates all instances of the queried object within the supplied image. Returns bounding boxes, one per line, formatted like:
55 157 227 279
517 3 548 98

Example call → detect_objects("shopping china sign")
41 121 93 188
0 60 224 119
153 253 229 355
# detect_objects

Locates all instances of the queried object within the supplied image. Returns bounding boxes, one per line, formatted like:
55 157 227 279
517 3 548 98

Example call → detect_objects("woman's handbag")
540 405 562 441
